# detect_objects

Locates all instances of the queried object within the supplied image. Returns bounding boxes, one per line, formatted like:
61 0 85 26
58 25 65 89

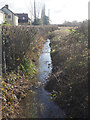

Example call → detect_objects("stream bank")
2 36 45 119
2 25 59 119
45 27 88 118
13 39 65 118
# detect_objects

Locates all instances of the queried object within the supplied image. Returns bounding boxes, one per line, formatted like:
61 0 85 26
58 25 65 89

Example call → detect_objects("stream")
20 39 65 118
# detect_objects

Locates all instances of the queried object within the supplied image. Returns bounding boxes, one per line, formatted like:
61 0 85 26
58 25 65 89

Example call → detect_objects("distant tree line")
62 20 88 27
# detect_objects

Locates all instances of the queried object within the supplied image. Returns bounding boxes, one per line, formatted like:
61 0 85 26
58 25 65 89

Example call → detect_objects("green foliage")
2 22 10 26
51 49 56 53
18 58 37 77
32 18 41 25
32 16 50 25
42 15 50 25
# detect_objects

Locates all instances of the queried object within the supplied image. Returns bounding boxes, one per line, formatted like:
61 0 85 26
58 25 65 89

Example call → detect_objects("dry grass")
45 26 88 118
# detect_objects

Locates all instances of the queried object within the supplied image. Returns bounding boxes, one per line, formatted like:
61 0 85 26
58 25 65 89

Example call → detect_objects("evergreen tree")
41 4 50 25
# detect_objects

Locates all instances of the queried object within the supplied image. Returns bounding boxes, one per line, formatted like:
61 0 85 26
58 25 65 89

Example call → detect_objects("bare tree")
25 0 34 22
34 0 36 22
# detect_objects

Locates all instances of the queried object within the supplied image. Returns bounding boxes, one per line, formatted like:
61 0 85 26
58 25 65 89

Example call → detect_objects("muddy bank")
45 26 88 118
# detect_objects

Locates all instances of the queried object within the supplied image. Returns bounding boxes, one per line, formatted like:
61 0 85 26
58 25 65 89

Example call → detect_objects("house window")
22 17 25 20
8 15 11 18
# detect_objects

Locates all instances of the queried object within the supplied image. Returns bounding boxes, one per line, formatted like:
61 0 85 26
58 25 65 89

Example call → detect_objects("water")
37 39 52 84
20 39 65 118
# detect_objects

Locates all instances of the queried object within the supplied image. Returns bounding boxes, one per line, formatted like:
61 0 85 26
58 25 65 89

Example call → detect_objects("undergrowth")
45 26 88 118
18 58 37 78
2 57 37 118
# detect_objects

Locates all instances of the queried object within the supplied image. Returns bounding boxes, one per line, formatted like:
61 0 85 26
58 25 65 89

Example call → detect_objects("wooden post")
2 27 6 73
3 51 6 73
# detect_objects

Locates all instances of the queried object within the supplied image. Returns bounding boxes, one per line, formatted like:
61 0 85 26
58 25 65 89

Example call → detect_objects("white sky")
0 0 89 24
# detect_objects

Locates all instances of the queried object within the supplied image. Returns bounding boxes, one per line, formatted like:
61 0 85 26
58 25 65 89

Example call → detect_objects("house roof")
28 17 31 20
1 5 17 16
0 9 5 14
1 9 8 15
16 13 28 19
15 13 29 23
16 13 31 20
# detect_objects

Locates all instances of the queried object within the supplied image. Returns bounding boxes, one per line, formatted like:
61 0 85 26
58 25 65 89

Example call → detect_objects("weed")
18 58 37 78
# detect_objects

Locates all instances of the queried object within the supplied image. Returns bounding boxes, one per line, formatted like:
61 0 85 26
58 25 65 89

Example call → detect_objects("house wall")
0 12 3 24
2 8 13 24
3 13 5 23
13 15 18 26
0 12 5 24
2 7 18 26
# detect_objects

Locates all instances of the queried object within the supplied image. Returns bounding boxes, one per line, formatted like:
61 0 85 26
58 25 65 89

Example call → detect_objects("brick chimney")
5 5 8 9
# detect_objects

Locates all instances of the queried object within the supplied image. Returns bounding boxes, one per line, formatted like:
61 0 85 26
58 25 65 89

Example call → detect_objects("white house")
1 5 18 26
0 10 5 24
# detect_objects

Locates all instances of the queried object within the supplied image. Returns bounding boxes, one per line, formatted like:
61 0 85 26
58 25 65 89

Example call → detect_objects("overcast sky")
0 0 89 24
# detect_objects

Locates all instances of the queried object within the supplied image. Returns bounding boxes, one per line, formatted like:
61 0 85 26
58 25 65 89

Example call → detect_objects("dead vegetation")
1 25 58 119
45 25 88 118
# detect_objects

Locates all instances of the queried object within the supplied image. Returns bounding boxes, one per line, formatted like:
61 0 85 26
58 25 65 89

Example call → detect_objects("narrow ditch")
19 39 65 118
